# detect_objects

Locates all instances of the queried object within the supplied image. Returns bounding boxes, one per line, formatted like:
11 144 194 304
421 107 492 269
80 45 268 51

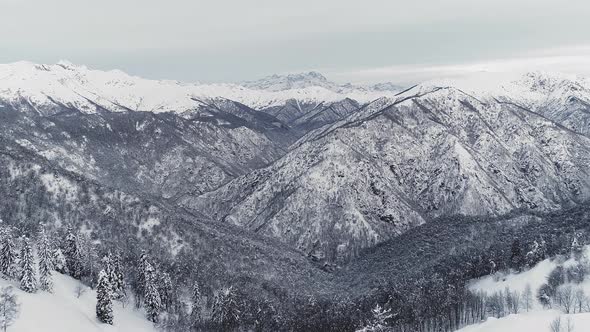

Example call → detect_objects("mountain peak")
242 71 332 91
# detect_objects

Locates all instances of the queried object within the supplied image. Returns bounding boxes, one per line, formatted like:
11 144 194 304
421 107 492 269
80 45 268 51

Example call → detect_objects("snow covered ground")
468 258 558 304
0 273 156 332
459 247 590 331
458 310 590 332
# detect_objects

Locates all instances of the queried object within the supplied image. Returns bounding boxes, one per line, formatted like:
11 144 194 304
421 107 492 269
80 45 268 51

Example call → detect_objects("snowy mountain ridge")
184 76 590 262
2 60 590 330
0 61 399 115
4 61 589 118
241 71 403 93
4 61 590 264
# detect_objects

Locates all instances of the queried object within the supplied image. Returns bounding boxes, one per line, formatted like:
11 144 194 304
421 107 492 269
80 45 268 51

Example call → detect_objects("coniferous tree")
111 253 125 300
158 272 173 311
571 232 584 259
63 228 82 279
86 242 96 281
510 239 524 270
19 237 37 293
96 269 114 325
0 229 17 279
38 230 54 292
190 281 202 329
78 234 99 283
52 248 68 275
135 251 148 305
143 261 161 323
101 254 115 293
212 286 240 331
358 304 393 332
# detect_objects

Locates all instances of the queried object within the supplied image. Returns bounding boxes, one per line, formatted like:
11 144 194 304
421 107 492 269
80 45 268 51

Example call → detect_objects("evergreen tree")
63 228 82 279
212 286 240 330
78 234 99 283
571 232 584 259
143 261 161 323
96 269 114 325
510 239 524 270
19 237 37 293
0 229 17 279
52 248 68 275
136 251 148 304
358 304 393 332
525 240 546 268
190 281 202 329
111 253 125 300
158 272 173 311
101 254 115 294
38 230 54 292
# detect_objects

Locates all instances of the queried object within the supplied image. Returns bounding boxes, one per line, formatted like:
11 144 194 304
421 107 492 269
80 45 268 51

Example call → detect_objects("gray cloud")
1 0 589 83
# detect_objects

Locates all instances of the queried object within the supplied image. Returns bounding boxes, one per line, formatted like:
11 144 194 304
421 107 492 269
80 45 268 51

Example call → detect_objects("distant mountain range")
241 71 403 93
0 61 402 114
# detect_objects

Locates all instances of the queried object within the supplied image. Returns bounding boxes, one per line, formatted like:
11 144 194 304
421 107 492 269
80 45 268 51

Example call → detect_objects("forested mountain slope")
186 81 590 262
2 62 590 331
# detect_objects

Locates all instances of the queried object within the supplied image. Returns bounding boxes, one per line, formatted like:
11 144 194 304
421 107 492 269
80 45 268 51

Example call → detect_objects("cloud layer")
1 0 589 83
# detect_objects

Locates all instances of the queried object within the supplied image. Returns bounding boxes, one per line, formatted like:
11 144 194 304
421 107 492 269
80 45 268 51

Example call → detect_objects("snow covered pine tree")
111 253 125 300
63 228 82 279
0 229 17 280
38 230 54 292
190 281 203 329
143 261 161 323
96 268 114 325
19 237 37 293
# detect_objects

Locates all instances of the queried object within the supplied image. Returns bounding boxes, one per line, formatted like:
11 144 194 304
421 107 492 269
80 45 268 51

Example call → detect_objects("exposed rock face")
184 85 590 262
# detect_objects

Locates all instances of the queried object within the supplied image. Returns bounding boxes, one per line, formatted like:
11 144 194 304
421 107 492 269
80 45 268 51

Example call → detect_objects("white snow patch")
462 246 590 331
0 273 156 332
468 259 558 297
458 310 590 332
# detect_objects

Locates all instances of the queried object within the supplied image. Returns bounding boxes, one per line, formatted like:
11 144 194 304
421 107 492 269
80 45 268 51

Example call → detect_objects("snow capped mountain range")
2 60 590 264
2 60 588 122
241 71 403 93
0 61 401 115
3 59 590 331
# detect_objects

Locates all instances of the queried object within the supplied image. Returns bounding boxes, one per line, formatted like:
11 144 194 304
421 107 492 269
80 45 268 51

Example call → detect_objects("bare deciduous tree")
574 288 586 314
566 316 575 332
550 316 561 332
522 284 533 312
555 286 575 314
75 285 86 299
0 287 19 332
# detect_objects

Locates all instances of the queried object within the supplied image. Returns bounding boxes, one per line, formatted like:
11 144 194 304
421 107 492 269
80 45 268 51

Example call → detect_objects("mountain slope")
0 102 287 199
184 81 590 262
0 274 157 332
458 245 590 332
0 136 333 307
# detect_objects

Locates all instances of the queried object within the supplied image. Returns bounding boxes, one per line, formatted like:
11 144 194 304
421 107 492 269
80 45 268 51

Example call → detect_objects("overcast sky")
1 0 589 84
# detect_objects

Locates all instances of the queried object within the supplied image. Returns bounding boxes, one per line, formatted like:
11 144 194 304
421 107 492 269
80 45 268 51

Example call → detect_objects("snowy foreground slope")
458 311 590 332
459 247 590 332
0 273 155 332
